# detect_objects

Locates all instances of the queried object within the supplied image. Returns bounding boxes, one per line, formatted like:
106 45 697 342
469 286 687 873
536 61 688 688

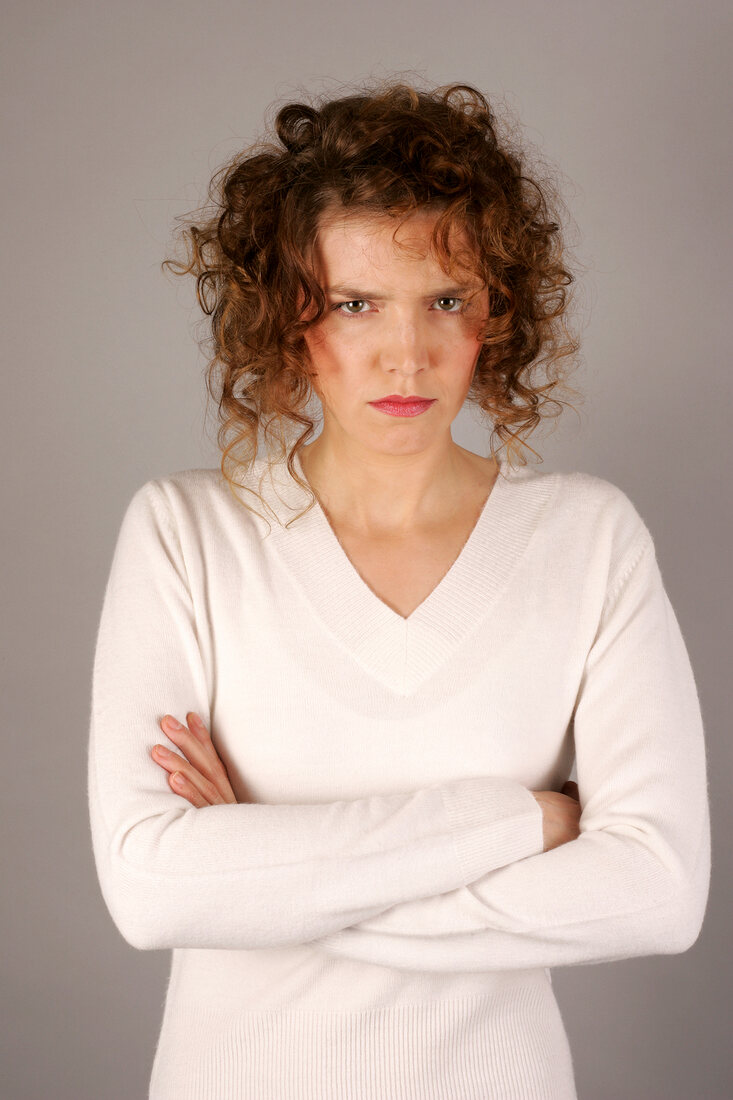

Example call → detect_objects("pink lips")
369 396 436 418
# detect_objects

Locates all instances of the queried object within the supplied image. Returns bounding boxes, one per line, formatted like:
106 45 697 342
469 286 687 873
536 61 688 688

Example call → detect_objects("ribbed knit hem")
149 980 577 1099
441 776 545 883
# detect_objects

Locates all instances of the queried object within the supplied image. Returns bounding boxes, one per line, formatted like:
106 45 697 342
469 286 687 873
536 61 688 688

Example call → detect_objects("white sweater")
87 449 711 1100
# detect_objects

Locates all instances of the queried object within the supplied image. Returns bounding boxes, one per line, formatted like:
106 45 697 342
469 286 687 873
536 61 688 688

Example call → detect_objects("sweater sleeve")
88 479 545 951
316 533 712 971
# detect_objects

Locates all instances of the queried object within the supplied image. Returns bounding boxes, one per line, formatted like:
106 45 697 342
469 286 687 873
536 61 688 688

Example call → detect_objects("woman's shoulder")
127 466 227 514
147 465 228 500
512 459 645 518
527 462 656 584
556 465 648 526
124 464 269 536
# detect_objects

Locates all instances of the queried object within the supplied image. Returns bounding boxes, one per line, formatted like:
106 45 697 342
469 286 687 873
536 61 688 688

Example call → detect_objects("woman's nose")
383 314 431 371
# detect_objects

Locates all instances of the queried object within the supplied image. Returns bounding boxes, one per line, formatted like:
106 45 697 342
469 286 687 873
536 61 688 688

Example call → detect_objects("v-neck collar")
258 448 559 695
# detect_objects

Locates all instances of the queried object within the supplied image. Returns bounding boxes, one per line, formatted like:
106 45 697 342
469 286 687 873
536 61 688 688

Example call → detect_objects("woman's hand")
151 712 238 807
531 781 582 852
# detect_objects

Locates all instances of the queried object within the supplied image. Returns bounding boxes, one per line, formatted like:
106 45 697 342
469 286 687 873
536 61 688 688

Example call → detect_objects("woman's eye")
433 297 462 312
332 297 463 317
335 300 370 315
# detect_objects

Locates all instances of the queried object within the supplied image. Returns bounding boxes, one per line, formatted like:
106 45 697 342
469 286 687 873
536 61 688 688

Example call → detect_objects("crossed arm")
89 479 710 967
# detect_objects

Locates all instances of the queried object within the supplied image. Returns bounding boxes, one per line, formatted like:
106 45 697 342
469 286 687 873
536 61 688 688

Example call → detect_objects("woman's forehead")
317 203 445 239
312 206 479 279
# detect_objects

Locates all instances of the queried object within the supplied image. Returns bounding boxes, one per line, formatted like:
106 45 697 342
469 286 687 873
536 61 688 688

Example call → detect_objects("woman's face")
302 206 489 456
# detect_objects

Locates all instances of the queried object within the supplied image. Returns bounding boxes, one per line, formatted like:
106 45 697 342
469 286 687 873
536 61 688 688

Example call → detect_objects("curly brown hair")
162 78 583 528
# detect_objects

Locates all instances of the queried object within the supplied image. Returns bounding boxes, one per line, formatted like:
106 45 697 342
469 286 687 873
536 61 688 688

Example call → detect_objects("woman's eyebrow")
326 284 478 298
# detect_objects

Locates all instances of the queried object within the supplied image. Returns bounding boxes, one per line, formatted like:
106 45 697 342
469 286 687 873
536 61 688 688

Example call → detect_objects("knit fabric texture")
87 449 711 1099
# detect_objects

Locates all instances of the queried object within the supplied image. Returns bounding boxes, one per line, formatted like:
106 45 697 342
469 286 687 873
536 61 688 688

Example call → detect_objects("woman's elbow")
652 828 711 956
97 875 175 951
115 918 169 952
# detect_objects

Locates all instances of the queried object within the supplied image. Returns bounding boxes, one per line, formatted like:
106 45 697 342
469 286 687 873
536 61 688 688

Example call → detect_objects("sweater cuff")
441 776 545 883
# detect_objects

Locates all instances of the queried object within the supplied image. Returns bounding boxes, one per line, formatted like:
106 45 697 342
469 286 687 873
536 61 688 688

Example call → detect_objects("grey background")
2 1 731 1097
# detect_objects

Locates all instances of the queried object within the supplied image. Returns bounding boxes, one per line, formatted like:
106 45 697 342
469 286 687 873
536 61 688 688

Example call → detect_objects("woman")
88 82 711 1099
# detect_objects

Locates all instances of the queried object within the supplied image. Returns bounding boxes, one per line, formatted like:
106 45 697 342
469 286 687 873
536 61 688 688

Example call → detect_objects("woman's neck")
297 439 498 537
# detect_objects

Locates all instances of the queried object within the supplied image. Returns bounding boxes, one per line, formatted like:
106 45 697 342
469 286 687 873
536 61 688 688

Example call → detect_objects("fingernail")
164 716 184 731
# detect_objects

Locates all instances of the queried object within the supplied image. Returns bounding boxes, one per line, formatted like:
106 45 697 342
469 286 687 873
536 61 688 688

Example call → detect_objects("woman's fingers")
187 712 226 767
184 714 238 803
562 780 580 802
533 788 582 852
160 715 214 777
168 769 209 808
181 712 235 794
152 741 227 805
153 713 237 804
